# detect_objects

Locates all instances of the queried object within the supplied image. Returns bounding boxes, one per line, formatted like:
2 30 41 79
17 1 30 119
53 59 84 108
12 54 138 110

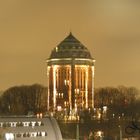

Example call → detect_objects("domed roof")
49 33 93 59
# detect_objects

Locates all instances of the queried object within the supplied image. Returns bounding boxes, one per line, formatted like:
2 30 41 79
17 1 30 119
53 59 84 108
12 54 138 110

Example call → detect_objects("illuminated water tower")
46 33 95 112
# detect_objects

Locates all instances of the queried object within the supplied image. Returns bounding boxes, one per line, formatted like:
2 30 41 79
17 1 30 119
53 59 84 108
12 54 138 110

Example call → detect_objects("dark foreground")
58 119 140 140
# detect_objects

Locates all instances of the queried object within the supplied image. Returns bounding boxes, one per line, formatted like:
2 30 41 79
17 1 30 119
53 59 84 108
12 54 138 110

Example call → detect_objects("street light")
118 125 122 140
76 123 79 140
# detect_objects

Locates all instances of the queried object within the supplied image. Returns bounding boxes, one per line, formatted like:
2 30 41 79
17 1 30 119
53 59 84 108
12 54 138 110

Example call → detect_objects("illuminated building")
0 115 62 140
47 33 95 112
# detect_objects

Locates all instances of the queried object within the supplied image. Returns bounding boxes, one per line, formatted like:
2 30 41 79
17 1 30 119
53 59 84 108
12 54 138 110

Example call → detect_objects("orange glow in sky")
0 0 140 90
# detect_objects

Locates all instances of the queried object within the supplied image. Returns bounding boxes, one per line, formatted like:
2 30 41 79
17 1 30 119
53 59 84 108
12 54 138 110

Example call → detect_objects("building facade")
47 33 95 113
0 115 62 140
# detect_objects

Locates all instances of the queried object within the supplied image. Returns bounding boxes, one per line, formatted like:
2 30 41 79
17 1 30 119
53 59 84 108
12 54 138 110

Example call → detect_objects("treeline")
0 84 47 115
0 84 140 118
94 86 140 118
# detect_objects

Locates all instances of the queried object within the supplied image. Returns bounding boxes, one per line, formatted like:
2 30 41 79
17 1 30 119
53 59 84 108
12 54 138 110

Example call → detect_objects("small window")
23 122 30 127
0 122 3 127
5 133 14 140
37 121 41 126
31 121 36 127
30 132 37 137
17 122 23 127
37 132 41 136
41 132 46 137
10 122 17 127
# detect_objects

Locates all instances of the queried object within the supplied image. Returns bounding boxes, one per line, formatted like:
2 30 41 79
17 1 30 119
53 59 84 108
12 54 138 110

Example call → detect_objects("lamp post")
119 125 122 140
76 123 79 140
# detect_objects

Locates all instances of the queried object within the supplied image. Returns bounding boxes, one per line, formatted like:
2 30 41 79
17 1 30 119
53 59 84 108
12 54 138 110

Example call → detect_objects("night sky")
0 0 140 90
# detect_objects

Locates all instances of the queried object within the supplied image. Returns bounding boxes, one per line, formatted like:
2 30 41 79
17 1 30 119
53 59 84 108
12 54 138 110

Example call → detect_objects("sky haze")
0 0 140 90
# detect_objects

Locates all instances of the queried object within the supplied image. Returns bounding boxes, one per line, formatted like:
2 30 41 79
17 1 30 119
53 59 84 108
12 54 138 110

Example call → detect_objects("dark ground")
58 120 140 140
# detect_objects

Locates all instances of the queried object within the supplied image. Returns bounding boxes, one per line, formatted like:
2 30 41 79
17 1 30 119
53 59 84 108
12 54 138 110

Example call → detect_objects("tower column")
91 66 95 108
69 67 72 111
85 67 88 108
71 58 75 110
47 66 50 111
53 65 57 111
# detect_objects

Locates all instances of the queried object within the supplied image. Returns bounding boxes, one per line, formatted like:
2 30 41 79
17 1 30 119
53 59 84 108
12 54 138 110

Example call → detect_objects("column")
47 66 50 111
53 65 57 110
85 67 88 108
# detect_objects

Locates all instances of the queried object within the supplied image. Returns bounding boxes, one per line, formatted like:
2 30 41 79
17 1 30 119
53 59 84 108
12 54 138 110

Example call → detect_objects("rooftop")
49 33 93 59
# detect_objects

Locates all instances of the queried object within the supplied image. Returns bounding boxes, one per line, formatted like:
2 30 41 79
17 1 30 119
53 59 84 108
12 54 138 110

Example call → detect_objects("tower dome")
50 32 92 59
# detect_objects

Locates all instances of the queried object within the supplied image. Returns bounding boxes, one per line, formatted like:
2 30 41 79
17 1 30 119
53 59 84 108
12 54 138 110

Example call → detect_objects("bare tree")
0 84 47 115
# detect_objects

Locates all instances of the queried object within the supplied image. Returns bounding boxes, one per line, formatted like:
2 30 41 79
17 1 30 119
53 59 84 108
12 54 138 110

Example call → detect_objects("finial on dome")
69 28 73 35
69 31 72 35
